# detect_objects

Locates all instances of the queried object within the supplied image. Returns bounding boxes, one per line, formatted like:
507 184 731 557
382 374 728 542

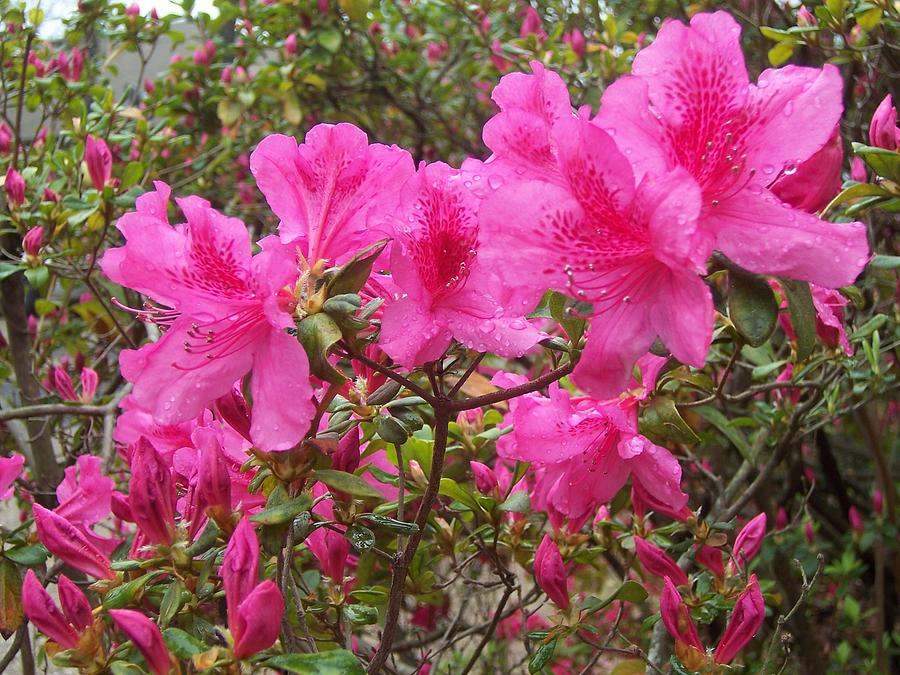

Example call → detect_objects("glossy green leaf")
266 650 365 674
728 271 778 347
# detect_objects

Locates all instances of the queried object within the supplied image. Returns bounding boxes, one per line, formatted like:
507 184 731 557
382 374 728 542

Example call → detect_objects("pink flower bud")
775 507 788 530
32 504 113 579
70 48 84 80
85 135 112 191
696 545 725 578
873 489 883 516
222 518 260 629
0 453 24 498
22 570 80 648
128 438 176 546
125 3 140 17
144 78 155 94
196 428 231 511
57 574 93 631
23 226 43 257
594 505 610 524
79 367 98 402
848 506 864 534
660 576 704 652
564 29 586 57
111 491 134 522
192 47 209 66
332 428 360 473
109 609 173 675
306 525 349 583
713 575 766 664
204 39 216 59
797 6 816 27
52 366 77 401
284 33 298 56
43 187 59 202
5 167 25 205
369 22 382 36
470 461 499 496
869 95 899 151
318 0 329 12
851 156 867 183
0 124 11 153
634 537 689 587
804 520 815 544
534 535 569 609
732 513 766 569
232 580 284 659
520 6 546 40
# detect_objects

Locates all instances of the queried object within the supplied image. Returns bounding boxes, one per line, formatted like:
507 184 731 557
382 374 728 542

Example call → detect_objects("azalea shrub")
0 1 898 674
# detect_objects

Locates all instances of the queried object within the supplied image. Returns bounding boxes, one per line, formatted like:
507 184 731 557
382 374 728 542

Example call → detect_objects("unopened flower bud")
284 33 298 56
23 226 43 257
851 156 867 183
848 506 864 535
797 6 816 27
109 609 173 675
731 513 766 570
79 367 98 402
470 460 499 496
869 95 899 151
85 135 112 191
634 537 689 586
5 167 25 205
873 489 883 516
661 577 705 669
408 459 428 489
534 535 569 609
713 575 765 664
128 437 177 546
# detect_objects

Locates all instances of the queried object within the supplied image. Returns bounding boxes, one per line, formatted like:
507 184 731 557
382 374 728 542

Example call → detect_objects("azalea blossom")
54 455 120 555
595 11 868 289
249 123 414 266
477 63 713 395
500 382 688 527
379 161 544 366
101 182 314 451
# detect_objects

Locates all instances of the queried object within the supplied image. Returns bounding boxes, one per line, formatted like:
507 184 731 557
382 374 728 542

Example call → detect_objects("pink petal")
623 435 689 517
233 580 284 659
379 296 451 367
631 11 748 126
743 65 843 182
649 270 714 368
249 328 315 452
121 315 256 425
707 187 869 288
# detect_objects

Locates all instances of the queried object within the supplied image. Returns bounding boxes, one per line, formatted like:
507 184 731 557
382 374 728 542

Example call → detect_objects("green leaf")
438 477 481 511
365 380 402 406
580 580 647 615
728 271 778 347
822 182 892 213
529 636 558 673
251 494 313 525
639 396 699 444
103 573 156 609
318 29 343 53
121 161 145 189
852 143 900 182
359 514 419 534
548 291 585 344
344 603 378 626
325 239 389 297
298 313 346 385
266 650 365 674
376 415 409 445
162 627 205 659
338 0 369 22
767 41 797 66
314 469 384 499
158 579 185 627
216 99 241 126
186 519 220 556
694 406 755 461
856 7 882 31
871 254 900 269
322 293 361 317
0 559 23 636
0 262 22 280
3 544 48 566
779 279 817 361
498 490 530 513
346 524 375 552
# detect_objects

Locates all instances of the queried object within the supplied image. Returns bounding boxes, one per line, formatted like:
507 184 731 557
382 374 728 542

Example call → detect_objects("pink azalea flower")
249 124 414 264
477 63 713 395
595 11 868 289
379 161 544 366
54 455 120 555
0 453 25 498
101 182 314 451
500 383 688 527
519 5 546 40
